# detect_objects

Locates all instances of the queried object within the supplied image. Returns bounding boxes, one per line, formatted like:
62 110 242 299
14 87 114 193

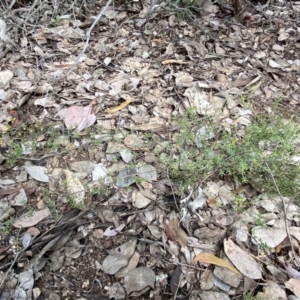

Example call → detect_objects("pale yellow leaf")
194 252 241 275
105 100 132 114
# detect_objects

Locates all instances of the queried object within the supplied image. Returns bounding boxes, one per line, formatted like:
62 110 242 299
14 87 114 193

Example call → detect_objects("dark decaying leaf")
171 265 182 296
0 244 12 255
0 186 22 195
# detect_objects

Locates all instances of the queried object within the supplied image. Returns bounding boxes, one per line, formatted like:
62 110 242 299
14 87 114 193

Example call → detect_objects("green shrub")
160 110 300 202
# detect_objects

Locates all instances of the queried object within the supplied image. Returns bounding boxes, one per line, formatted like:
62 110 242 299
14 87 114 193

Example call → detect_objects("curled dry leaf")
194 252 240 275
105 99 132 114
224 238 262 279
103 224 125 237
13 208 51 228
63 170 85 208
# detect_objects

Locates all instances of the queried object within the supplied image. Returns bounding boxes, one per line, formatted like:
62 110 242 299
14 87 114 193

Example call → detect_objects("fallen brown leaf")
194 252 241 275
163 218 188 247
0 186 22 195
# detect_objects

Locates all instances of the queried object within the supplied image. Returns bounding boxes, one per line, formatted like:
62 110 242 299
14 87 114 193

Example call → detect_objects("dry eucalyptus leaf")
116 167 137 187
108 282 126 299
102 239 137 275
224 239 262 279
0 70 13 88
194 252 240 275
137 165 157 181
13 208 51 228
132 191 151 209
13 269 34 299
115 251 140 278
124 267 155 295
164 218 188 247
24 165 49 183
251 227 287 248
13 188 28 206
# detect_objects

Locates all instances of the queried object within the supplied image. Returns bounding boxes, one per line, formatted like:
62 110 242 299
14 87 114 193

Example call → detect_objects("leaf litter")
0 0 300 299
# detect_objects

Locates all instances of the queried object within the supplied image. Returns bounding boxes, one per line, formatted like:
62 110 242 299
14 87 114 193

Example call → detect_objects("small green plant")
43 193 62 219
50 16 63 27
67 194 83 210
218 115 300 199
254 237 272 253
254 213 267 228
2 218 14 235
232 195 248 213
5 142 23 167
243 291 256 300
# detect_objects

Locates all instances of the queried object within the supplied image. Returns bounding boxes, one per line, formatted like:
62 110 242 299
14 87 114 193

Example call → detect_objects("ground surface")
1 0 300 299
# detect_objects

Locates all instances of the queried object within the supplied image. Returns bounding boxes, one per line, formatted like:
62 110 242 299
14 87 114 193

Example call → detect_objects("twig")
23 0 40 28
5 0 17 13
266 162 300 268
0 252 21 289
50 0 113 82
